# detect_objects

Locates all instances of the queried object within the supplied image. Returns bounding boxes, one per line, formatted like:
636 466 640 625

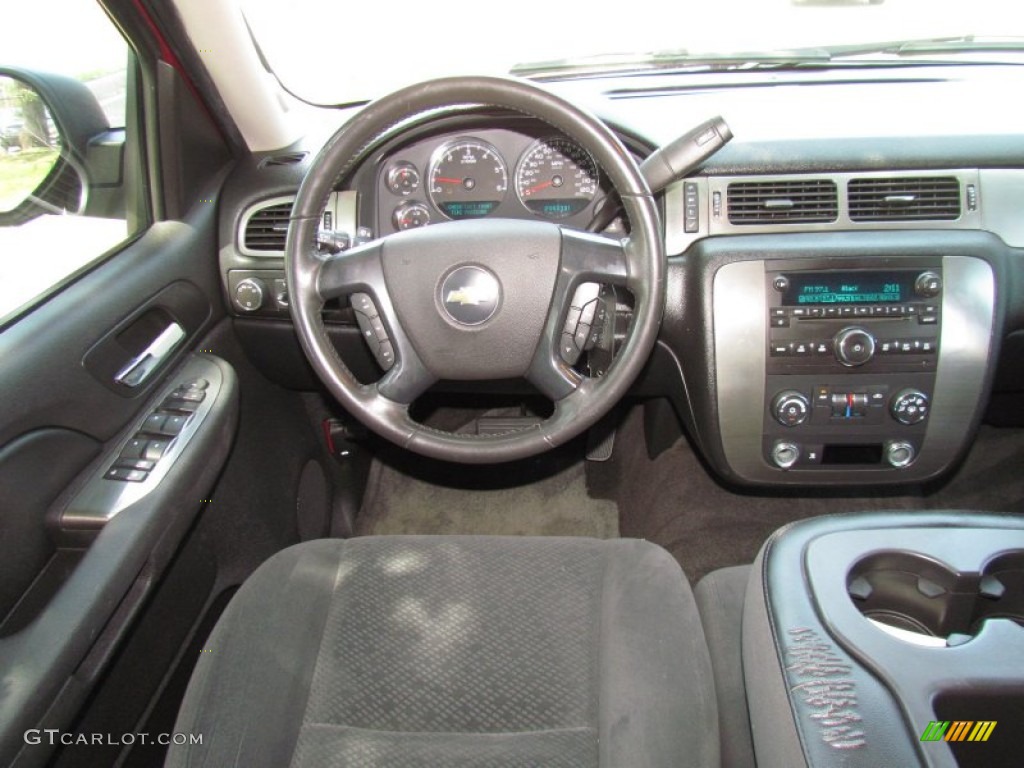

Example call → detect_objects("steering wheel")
285 76 664 463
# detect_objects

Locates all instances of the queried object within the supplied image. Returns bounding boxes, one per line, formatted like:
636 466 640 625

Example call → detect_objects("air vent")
242 201 293 253
727 180 838 224
259 151 308 168
848 176 961 221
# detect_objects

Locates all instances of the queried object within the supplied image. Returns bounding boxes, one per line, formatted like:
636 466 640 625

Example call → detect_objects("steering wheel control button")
891 389 930 425
834 326 876 367
350 293 377 317
104 467 149 482
771 441 801 470
885 440 917 468
561 333 582 364
772 390 811 427
439 266 501 326
377 341 395 370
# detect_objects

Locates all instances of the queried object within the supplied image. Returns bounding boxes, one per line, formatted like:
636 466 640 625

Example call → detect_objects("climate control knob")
772 390 811 427
234 277 266 312
891 389 930 425
834 327 876 367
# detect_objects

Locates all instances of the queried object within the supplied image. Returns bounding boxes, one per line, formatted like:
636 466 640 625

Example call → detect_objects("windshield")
241 0 1023 105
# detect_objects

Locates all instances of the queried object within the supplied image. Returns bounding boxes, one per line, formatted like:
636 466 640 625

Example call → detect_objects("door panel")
0 192 239 767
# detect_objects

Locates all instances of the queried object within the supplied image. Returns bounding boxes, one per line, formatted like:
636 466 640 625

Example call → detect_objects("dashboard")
216 65 1024 489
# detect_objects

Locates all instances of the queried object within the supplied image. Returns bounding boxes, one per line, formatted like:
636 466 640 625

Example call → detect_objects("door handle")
113 321 185 387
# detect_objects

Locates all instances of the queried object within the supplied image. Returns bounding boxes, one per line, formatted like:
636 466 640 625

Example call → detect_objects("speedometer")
428 139 508 220
515 137 599 219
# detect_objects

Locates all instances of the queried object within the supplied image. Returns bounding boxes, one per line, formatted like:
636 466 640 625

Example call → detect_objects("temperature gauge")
385 162 420 196
392 201 431 230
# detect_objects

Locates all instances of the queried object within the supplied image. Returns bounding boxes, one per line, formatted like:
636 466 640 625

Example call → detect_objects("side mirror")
0 68 125 226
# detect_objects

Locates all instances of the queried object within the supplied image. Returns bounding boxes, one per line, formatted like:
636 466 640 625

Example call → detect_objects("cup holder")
847 550 1024 644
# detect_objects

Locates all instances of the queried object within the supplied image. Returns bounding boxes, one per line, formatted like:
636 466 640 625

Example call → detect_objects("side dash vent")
727 179 838 224
848 176 961 221
241 200 293 255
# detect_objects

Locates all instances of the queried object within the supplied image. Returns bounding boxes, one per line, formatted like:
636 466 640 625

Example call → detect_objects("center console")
713 253 996 485
743 512 1024 768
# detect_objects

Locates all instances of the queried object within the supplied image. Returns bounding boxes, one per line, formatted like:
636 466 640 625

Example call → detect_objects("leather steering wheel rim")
285 76 664 463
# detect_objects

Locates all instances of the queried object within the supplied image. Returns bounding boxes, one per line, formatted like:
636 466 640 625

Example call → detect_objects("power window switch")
170 388 205 403
161 414 190 435
105 467 149 482
113 458 157 472
142 413 167 434
162 398 200 414
120 438 149 460
144 439 171 460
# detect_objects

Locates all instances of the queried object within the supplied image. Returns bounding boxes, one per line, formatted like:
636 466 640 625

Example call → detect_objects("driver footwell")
355 410 619 538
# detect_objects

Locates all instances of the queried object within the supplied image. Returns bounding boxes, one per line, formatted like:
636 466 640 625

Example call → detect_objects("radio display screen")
782 271 914 306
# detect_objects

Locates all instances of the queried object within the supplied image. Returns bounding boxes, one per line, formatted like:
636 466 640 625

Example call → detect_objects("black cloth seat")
166 536 718 768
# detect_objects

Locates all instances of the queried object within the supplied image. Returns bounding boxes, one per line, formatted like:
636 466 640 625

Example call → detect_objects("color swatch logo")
920 721 997 743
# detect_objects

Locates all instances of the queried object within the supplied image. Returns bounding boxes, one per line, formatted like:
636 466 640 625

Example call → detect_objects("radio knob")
914 271 943 298
890 389 930 425
885 440 917 468
234 277 266 312
772 390 811 427
771 441 801 470
834 327 876 367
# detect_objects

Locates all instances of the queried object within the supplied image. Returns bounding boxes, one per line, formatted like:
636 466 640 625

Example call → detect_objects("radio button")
886 306 903 317
840 307 855 317
792 308 809 318
919 314 938 325
770 343 790 357
854 306 871 317
825 307 840 318
770 308 787 318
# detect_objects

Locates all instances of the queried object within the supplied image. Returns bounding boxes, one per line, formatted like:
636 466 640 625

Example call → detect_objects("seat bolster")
598 540 719 768
166 540 347 768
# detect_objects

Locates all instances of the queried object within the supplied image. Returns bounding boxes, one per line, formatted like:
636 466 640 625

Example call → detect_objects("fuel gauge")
386 162 420 196
393 201 431 230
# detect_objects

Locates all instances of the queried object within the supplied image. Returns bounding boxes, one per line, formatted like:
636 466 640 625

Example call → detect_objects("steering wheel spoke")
314 240 437 404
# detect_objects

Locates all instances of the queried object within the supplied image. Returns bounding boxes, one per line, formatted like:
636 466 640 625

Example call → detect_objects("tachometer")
428 139 508 220
516 137 599 219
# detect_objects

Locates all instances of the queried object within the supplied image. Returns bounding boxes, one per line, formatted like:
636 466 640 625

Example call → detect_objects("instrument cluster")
375 127 606 234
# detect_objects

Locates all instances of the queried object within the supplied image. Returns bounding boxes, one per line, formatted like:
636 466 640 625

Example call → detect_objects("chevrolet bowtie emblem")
445 287 490 306
440 266 501 325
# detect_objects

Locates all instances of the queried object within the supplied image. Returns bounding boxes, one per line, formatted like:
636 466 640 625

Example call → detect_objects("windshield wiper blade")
818 35 1024 59
510 48 831 78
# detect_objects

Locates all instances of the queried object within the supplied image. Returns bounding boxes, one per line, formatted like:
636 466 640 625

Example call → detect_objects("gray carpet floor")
605 408 1024 584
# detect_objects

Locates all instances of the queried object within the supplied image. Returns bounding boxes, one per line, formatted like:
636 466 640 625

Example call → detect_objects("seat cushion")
166 536 718 768
695 565 756 768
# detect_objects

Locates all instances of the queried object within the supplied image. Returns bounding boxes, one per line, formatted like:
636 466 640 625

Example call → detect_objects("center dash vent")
242 200 293 254
727 180 838 225
848 176 961 221
259 151 308 168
